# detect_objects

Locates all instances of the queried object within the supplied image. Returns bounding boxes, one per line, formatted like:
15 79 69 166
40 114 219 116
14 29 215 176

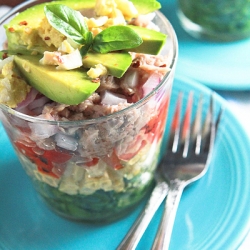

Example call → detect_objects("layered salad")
0 0 176 222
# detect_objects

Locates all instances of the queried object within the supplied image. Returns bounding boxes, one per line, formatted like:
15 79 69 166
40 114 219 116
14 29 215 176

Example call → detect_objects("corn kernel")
86 16 109 28
115 0 138 20
87 64 108 78
95 0 117 16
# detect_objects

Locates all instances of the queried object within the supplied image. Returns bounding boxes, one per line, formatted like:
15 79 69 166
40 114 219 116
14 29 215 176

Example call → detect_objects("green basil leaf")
80 32 93 56
44 4 91 45
92 26 143 53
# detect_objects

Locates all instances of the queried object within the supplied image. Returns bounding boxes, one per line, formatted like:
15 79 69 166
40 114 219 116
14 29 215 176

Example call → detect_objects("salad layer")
0 0 176 221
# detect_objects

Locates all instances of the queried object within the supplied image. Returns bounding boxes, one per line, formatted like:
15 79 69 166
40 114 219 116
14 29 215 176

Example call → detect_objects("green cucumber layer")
33 177 154 223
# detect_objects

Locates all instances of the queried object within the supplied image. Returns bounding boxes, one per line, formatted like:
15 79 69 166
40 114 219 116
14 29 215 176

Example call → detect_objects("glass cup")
0 0 178 223
177 0 250 42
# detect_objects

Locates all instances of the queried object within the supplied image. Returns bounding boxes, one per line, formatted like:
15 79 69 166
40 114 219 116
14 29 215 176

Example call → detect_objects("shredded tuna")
38 52 169 121
97 75 120 93
129 13 160 31
41 92 134 121
131 53 170 76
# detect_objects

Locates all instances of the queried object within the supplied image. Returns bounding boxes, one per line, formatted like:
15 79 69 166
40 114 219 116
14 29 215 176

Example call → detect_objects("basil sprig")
44 4 142 56
92 25 142 53
44 5 91 45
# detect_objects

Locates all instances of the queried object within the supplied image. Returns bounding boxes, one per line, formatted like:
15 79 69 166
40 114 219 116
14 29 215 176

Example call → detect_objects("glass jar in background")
177 0 250 42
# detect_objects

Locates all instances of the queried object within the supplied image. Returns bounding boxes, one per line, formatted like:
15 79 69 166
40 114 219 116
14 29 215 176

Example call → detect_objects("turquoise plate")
1 77 250 250
160 0 250 90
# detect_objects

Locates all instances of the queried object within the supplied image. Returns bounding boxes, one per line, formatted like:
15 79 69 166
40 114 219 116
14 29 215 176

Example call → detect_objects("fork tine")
168 92 194 156
168 92 220 157
168 92 183 153
207 102 223 155
182 92 193 158
202 94 215 153
151 92 220 250
203 94 213 136
191 94 203 155
215 105 223 134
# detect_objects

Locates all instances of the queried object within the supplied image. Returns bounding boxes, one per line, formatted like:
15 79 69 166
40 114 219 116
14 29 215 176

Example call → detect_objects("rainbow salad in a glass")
0 0 178 222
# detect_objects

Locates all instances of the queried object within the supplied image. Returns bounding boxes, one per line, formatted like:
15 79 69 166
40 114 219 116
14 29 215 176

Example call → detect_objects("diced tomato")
102 150 123 170
14 141 36 158
14 141 72 178
43 150 72 164
118 138 147 161
119 96 170 162
85 158 99 167
144 97 169 140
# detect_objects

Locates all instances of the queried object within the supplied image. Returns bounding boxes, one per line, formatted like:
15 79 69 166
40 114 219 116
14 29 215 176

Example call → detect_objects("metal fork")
151 92 220 250
117 92 221 250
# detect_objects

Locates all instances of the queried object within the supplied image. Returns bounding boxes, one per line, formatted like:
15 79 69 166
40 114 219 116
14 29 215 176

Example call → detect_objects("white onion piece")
55 133 78 151
29 114 57 139
56 49 83 70
40 49 83 70
122 70 139 89
29 122 57 139
142 73 161 97
101 90 127 105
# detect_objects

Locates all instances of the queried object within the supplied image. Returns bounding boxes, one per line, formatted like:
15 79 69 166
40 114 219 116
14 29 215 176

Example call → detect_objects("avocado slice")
130 0 161 14
127 25 167 55
5 0 162 52
6 49 132 78
5 0 96 52
82 52 132 78
14 54 100 105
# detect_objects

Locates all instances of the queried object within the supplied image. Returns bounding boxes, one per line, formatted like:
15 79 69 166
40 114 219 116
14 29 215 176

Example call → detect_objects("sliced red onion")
142 73 161 97
28 95 50 111
155 84 166 103
54 133 78 151
101 90 127 105
28 95 50 115
16 87 51 115
16 88 40 111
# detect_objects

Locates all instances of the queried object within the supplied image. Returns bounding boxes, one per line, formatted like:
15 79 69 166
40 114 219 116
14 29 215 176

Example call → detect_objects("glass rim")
0 0 178 126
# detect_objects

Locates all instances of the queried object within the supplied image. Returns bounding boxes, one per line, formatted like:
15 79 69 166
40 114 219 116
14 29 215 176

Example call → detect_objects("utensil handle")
151 182 184 250
117 181 169 250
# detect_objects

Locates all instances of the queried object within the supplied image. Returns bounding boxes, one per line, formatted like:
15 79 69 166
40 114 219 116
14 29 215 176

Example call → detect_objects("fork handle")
117 181 169 250
151 182 185 250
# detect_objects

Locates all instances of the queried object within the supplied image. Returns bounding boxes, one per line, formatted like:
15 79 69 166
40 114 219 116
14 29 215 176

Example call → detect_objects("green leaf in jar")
44 4 92 46
80 32 93 56
92 26 143 54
